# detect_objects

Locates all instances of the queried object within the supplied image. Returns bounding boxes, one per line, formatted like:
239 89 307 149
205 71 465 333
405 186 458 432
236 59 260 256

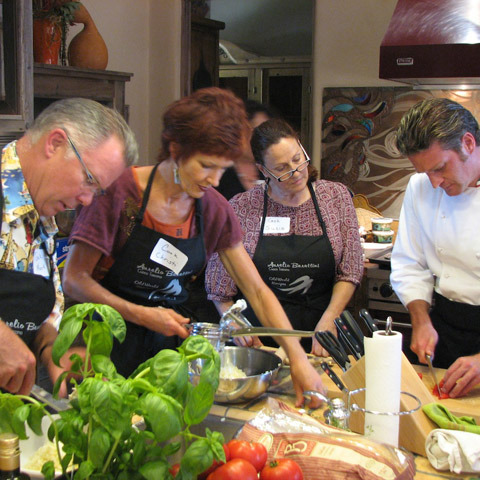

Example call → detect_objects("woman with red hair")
63 88 325 405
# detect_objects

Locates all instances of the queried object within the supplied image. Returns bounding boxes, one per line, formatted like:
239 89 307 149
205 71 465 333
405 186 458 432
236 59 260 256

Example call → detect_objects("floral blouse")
205 180 364 302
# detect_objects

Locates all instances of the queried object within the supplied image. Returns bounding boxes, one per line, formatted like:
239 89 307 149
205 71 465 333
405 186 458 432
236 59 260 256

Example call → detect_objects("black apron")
0 169 56 349
430 292 480 369
242 181 336 350
100 164 207 376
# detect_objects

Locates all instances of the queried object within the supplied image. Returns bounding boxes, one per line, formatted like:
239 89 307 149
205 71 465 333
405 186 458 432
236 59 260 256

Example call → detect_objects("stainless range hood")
379 0 480 86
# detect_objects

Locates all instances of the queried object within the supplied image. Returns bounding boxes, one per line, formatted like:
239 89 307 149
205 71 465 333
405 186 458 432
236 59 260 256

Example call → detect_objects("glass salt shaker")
324 397 350 430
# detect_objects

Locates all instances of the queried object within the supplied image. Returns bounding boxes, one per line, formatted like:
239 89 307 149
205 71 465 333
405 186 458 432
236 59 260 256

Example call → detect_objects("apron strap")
135 163 161 223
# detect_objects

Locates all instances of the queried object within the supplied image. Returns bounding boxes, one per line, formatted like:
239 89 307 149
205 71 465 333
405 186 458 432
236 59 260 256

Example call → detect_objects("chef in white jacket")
391 98 480 398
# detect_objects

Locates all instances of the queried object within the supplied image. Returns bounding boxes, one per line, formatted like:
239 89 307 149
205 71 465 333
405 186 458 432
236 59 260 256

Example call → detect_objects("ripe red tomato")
432 379 450 399
198 444 231 480
226 439 268 472
169 463 180 477
260 458 304 480
207 458 258 480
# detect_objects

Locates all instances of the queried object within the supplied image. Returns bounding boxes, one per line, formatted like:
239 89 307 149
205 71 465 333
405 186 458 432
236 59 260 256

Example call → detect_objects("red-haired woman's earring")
173 166 181 184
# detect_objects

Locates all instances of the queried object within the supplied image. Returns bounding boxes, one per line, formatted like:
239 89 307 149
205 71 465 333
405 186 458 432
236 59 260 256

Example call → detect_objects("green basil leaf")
160 440 181 457
0 394 24 433
90 380 128 439
95 304 126 343
52 315 83 365
59 303 94 329
180 438 213 477
83 321 113 357
26 403 46 436
91 354 117 379
141 393 183 443
131 433 147 469
68 353 84 374
138 460 169 480
11 404 29 439
199 356 220 392
179 335 215 358
89 427 111 469
40 460 55 480
60 453 73 473
52 371 69 398
184 381 214 426
210 436 226 463
148 350 188 397
75 459 95 480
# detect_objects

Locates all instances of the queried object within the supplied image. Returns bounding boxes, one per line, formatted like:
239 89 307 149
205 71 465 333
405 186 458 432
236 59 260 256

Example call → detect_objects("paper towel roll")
364 330 402 447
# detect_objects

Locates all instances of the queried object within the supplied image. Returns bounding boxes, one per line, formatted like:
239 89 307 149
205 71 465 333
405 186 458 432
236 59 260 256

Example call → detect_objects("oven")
365 260 419 364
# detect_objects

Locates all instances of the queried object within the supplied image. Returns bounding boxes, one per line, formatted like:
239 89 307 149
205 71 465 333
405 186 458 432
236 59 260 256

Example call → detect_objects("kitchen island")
205 354 479 480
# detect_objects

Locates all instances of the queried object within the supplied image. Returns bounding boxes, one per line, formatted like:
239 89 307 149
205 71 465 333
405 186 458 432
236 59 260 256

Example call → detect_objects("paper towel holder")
347 388 421 417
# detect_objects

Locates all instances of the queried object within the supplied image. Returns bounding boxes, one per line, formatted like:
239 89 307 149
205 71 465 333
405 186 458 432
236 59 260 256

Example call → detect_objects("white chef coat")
391 173 480 307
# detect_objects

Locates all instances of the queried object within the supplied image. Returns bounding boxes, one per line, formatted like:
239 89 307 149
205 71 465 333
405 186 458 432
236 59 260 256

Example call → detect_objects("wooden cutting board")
415 364 480 423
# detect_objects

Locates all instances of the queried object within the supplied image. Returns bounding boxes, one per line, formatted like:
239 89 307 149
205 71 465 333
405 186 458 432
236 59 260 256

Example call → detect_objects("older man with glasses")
206 118 363 357
0 97 138 396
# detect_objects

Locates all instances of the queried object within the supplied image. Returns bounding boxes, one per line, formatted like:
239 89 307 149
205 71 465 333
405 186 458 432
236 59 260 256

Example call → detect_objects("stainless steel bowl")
190 346 282 404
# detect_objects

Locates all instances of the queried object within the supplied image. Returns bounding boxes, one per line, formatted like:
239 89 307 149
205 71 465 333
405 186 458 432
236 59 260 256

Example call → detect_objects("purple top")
206 180 364 302
70 166 243 279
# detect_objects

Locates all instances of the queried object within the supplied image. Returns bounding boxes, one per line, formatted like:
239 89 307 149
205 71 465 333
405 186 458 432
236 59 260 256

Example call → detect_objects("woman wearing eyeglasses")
205 118 364 356
63 89 326 406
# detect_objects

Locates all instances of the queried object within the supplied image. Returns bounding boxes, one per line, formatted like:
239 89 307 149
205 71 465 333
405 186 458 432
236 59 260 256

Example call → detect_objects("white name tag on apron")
150 238 188 275
263 217 290 234
33 248 50 278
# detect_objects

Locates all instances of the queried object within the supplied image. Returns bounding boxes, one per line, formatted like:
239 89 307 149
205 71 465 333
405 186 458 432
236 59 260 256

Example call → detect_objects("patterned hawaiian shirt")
0 141 63 329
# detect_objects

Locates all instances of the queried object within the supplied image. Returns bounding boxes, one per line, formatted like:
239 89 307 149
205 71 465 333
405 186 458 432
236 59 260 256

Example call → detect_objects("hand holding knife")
426 353 442 394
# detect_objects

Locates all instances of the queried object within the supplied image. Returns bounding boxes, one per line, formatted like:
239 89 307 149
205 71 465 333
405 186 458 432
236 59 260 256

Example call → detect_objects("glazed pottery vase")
33 18 61 64
67 3 108 69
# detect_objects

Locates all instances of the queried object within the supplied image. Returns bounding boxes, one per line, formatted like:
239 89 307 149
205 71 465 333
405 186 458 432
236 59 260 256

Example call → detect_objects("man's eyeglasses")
66 133 105 196
262 142 311 183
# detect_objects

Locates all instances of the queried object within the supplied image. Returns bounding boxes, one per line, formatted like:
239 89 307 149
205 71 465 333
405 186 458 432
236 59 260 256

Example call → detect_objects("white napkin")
425 428 480 474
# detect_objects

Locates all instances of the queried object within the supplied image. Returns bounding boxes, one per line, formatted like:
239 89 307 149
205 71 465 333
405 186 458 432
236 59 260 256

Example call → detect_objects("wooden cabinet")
181 4 225 96
220 62 311 151
0 0 34 146
0 0 132 149
190 16 225 92
33 64 133 120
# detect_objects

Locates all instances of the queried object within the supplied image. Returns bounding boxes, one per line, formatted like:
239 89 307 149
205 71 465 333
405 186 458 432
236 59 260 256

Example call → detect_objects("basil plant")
0 303 225 480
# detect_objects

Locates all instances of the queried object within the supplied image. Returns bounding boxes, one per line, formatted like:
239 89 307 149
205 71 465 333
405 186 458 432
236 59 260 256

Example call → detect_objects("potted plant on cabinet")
32 0 80 65
0 303 225 480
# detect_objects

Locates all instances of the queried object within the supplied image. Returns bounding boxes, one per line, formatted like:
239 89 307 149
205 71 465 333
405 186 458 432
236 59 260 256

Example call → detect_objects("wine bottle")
0 433 30 480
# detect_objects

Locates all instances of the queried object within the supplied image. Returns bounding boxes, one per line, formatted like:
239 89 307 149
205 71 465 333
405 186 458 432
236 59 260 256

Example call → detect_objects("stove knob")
380 282 394 298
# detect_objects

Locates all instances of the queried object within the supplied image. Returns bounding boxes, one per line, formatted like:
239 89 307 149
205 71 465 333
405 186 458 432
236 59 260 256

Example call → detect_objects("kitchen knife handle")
359 308 378 335
340 310 365 347
320 361 347 392
334 317 362 360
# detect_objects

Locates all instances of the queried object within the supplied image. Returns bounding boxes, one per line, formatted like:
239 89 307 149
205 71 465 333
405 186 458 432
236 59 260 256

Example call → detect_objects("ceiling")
209 0 313 57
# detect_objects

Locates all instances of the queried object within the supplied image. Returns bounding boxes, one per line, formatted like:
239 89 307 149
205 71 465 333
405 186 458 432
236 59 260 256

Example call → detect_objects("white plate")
362 242 392 250
20 416 67 479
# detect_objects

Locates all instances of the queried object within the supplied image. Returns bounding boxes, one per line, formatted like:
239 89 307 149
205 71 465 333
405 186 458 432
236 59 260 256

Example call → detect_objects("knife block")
341 353 437 457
